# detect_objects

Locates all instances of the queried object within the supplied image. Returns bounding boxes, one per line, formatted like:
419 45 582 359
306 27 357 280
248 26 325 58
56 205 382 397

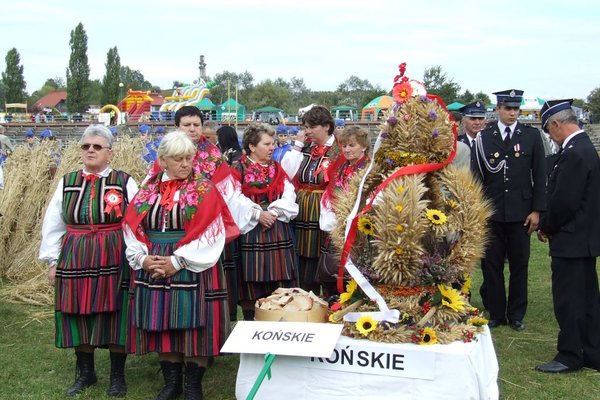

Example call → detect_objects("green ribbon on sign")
246 353 277 400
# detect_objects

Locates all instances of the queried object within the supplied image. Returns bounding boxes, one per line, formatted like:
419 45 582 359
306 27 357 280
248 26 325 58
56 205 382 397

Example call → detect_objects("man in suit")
472 89 546 330
536 100 600 373
458 100 486 149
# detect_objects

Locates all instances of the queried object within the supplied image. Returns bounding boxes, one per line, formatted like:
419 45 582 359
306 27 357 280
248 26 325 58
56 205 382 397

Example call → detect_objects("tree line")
1 22 599 118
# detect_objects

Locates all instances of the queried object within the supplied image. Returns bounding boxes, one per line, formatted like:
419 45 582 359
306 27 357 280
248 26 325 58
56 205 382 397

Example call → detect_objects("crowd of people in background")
0 91 597 399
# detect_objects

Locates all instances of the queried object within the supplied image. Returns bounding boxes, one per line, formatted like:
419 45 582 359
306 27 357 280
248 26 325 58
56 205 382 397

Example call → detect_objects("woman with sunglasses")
39 125 139 397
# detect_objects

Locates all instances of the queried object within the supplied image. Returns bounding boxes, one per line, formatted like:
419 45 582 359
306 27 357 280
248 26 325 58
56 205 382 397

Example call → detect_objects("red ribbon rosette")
104 189 123 217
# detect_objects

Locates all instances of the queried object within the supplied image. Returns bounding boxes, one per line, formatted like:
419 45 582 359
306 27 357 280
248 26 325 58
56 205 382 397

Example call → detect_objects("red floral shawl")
230 154 287 203
124 139 240 248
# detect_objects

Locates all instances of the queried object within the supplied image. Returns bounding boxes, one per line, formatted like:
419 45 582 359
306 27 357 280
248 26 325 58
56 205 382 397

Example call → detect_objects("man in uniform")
272 124 290 162
138 124 157 164
458 100 486 148
25 128 35 149
472 89 546 330
536 100 600 373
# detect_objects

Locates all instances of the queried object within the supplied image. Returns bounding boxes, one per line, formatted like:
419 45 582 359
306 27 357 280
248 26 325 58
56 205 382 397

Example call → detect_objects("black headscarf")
216 126 242 165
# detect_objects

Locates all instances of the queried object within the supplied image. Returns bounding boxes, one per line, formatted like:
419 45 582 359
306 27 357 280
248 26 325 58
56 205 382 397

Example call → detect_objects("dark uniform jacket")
472 122 546 222
457 134 472 147
539 132 600 258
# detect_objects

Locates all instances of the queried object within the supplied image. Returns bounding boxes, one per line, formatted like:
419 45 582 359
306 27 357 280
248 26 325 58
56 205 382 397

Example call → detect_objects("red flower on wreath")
393 81 413 104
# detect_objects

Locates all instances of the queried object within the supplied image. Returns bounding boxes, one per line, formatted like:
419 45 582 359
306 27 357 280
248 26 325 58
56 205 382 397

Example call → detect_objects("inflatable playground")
98 79 212 125
158 80 212 121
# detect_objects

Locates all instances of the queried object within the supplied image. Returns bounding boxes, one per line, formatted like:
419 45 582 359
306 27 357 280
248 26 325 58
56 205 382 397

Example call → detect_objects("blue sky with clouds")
1 0 599 101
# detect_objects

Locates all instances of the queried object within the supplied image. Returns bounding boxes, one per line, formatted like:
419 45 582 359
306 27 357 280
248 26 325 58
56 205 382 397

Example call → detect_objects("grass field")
1 238 600 399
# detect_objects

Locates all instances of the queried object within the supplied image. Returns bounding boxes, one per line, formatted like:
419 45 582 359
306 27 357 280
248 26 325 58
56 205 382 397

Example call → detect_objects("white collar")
561 129 584 149
497 121 517 135
83 167 111 177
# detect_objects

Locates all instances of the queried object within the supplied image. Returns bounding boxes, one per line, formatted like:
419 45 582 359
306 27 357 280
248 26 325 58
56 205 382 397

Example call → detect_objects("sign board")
294 336 436 379
221 321 343 358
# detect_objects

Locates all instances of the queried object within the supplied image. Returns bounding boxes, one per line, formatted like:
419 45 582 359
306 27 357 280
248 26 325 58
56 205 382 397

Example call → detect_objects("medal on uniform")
104 189 123 217
514 144 520 158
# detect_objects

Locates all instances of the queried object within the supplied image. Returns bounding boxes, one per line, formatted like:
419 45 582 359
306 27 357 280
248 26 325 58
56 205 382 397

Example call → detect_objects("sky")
1 0 599 102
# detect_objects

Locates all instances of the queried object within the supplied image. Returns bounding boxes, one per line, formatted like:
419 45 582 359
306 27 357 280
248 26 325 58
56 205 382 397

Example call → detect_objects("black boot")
65 351 98 396
242 309 255 321
155 361 183 400
184 363 206 400
107 352 127 397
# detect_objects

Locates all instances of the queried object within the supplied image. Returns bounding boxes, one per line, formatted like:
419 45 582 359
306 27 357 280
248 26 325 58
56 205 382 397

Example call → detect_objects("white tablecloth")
236 326 498 400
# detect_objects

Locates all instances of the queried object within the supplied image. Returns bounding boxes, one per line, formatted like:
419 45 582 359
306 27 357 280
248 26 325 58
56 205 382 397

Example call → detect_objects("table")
236 326 499 400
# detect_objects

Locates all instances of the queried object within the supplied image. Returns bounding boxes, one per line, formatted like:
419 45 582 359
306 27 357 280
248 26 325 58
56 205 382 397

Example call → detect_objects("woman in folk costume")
39 125 138 397
318 126 371 295
280 105 340 294
123 131 259 400
231 123 299 321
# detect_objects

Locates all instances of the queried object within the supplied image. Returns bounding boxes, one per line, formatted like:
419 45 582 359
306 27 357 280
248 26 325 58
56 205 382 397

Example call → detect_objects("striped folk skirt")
128 230 230 357
238 221 297 302
54 225 130 348
222 240 242 318
294 189 325 258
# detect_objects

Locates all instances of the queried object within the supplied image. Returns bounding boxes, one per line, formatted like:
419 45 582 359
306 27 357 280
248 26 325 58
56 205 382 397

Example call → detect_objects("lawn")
1 237 600 399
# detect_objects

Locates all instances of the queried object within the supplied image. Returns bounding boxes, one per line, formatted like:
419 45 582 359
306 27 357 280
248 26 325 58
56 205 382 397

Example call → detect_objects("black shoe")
155 361 183 400
184 362 206 400
487 319 506 328
509 320 526 331
242 309 255 321
536 360 581 373
66 351 98 397
107 352 127 397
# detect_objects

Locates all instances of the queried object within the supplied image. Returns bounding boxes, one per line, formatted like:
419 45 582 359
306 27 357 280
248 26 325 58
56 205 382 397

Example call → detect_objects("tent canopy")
363 95 393 109
446 102 465 111
361 95 393 121
217 97 246 121
196 97 215 110
255 106 282 113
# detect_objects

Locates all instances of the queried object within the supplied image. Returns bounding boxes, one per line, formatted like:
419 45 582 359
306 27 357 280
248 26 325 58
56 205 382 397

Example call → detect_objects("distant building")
33 90 68 113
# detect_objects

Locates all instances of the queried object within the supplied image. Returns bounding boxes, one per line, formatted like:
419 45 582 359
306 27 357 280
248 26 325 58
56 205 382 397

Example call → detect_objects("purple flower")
387 116 398 125
419 96 431 102
432 129 439 138
428 110 438 121
380 131 389 139
385 158 394 166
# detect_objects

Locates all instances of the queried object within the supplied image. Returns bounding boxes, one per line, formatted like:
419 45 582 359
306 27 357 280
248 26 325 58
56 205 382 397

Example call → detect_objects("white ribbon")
341 132 400 324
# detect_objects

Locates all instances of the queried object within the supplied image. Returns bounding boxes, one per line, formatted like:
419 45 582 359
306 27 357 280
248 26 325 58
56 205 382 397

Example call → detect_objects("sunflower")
467 317 489 327
426 208 448 225
419 327 438 345
461 275 473 295
356 315 378 336
358 216 375 235
438 285 466 312
340 279 358 303
395 204 404 212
